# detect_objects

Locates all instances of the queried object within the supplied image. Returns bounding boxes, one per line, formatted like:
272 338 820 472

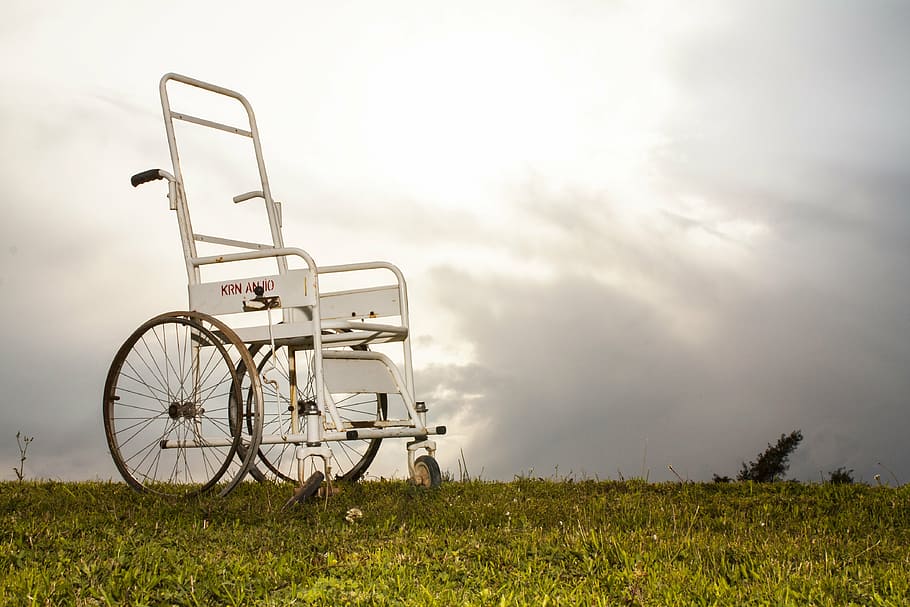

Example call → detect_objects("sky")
1 1 908 484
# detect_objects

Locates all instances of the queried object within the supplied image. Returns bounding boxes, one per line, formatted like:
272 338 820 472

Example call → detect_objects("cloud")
417 163 910 481
660 0 910 192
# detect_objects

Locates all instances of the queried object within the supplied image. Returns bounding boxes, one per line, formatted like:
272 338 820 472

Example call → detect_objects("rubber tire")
412 454 443 488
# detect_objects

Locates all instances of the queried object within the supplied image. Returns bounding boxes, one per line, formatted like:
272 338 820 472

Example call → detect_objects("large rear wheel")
243 344 387 483
103 311 263 497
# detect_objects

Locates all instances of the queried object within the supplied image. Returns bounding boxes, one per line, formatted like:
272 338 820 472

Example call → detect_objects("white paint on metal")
188 268 312 316
323 357 398 395
319 285 401 321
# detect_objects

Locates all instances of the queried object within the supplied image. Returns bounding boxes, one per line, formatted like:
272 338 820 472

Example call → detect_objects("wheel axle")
168 401 202 419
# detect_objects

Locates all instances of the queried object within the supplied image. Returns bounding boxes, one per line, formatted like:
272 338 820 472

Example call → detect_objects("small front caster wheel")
412 455 442 488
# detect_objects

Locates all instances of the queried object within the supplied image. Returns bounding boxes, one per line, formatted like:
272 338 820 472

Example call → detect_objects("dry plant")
13 431 34 482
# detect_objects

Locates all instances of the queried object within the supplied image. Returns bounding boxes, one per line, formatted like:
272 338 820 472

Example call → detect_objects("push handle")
130 168 178 211
233 190 264 203
130 169 167 187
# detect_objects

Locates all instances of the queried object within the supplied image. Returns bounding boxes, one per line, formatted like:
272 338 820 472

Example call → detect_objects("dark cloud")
657 1 910 482
419 264 743 481
420 237 909 482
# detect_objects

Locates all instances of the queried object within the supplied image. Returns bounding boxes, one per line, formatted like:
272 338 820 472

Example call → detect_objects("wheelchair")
103 73 446 501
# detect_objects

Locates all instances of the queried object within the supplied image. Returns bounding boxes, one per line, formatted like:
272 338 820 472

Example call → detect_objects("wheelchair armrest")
316 261 409 323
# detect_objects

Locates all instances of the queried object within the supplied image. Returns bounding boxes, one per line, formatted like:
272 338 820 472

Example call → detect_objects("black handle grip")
130 169 166 187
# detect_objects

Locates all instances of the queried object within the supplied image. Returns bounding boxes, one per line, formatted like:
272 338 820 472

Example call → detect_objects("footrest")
343 419 414 429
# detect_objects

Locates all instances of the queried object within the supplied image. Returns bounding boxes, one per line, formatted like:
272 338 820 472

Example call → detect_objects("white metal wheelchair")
103 73 446 500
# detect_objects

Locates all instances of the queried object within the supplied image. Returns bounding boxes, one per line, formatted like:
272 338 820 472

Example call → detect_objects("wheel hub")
295 399 315 416
168 401 202 419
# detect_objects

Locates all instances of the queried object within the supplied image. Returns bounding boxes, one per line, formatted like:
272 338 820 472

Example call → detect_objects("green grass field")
1 479 908 606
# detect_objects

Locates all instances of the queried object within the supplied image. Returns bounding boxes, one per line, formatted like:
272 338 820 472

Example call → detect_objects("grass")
1 479 909 605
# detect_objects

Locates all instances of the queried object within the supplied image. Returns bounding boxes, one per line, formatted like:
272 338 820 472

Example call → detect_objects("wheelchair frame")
103 73 446 500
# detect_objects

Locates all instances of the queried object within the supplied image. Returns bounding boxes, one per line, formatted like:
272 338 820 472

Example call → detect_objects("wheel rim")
104 312 263 497
413 462 432 487
243 345 387 483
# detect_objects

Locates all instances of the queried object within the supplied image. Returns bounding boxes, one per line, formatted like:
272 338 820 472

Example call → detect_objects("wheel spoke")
113 412 170 448
122 356 170 405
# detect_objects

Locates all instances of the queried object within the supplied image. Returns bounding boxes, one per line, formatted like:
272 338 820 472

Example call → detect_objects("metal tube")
289 347 299 435
193 233 273 250
159 424 446 450
305 400 321 444
171 112 252 137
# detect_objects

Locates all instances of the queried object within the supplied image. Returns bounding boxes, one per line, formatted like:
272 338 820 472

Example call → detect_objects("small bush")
827 467 855 484
737 430 803 482
713 430 804 483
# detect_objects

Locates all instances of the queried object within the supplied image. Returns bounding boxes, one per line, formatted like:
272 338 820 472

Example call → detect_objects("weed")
877 461 900 486
13 431 34 482
828 467 855 485
667 464 686 483
457 448 471 482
